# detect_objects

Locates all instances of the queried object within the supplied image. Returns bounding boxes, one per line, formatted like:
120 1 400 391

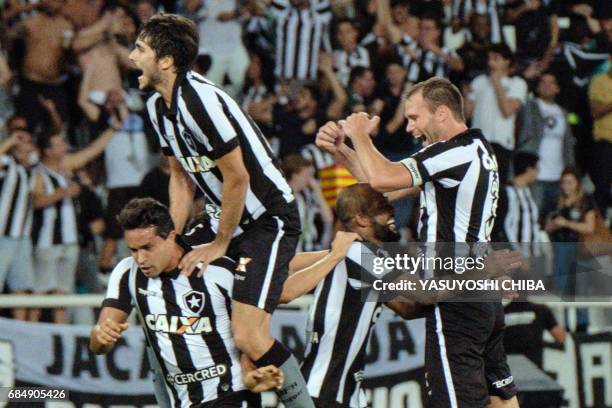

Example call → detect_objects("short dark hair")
405 77 465 121
116 198 175 238
36 131 61 153
349 66 372 86
487 43 514 65
138 13 198 73
281 154 312 179
513 152 539 176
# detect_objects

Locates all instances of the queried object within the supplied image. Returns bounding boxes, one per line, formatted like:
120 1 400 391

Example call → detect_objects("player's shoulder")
145 92 162 111
112 257 136 275
346 241 379 265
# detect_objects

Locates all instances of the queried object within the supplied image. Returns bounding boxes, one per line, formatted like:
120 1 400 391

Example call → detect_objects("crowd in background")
0 0 610 330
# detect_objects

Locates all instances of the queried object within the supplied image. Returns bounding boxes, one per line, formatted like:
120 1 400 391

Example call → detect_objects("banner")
0 313 610 407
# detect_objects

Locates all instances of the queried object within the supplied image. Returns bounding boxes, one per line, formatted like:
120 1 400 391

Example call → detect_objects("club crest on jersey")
182 130 197 150
183 290 205 314
236 257 252 273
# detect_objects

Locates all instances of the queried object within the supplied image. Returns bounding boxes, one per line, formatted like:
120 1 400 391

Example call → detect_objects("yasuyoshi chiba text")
372 279 546 292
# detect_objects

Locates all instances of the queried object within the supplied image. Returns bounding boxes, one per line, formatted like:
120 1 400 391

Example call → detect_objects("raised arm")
280 232 359 303
341 113 413 191
64 127 116 171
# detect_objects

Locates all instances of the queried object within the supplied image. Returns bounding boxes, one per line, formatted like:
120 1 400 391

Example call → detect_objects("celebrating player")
89 198 285 406
316 77 520 408
128 14 311 407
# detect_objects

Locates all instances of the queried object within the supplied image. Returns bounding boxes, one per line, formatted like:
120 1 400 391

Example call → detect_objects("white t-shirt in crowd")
104 129 152 189
198 0 244 56
469 74 527 150
536 99 566 182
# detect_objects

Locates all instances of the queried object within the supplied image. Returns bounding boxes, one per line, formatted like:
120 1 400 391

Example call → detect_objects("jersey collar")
160 70 188 118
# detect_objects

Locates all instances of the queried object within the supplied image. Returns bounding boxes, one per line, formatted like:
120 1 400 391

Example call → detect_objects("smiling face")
125 226 177 277
404 91 441 147
129 37 164 92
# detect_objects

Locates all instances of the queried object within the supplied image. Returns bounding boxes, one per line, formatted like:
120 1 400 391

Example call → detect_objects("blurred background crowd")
0 0 610 331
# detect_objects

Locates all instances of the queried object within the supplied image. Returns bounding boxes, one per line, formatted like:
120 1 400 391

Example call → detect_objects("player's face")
125 227 175 277
405 92 437 147
129 37 163 92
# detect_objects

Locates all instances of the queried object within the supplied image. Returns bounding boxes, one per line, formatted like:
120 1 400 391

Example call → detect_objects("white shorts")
34 244 79 293
0 236 35 292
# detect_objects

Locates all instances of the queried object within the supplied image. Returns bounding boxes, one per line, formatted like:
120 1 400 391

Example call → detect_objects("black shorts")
228 211 300 314
202 390 261 407
104 187 141 239
424 302 517 408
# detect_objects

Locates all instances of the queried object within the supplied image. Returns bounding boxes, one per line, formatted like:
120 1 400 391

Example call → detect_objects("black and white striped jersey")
558 42 609 88
453 0 505 43
401 129 500 243
333 46 371 86
103 253 250 407
146 71 295 237
499 184 540 256
31 164 78 247
295 188 332 252
299 144 335 177
396 36 459 83
270 0 333 80
0 155 32 239
301 242 382 407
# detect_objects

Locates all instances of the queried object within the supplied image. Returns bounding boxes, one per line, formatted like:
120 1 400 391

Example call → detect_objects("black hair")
513 152 539 176
116 198 175 238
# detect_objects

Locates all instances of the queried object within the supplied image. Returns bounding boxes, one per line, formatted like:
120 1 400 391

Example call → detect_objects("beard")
372 220 401 243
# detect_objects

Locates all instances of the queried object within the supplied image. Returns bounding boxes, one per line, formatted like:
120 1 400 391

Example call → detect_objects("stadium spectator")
495 152 542 258
347 66 376 113
187 0 250 99
505 0 559 68
517 72 575 222
545 167 596 319
269 0 333 81
135 0 157 24
0 50 13 137
8 0 74 134
333 18 371 87
452 0 505 43
139 153 171 207
455 13 492 85
274 55 347 157
31 126 116 323
587 57 611 218
504 298 567 368
98 90 153 277
0 130 36 321
282 154 333 252
466 43 528 183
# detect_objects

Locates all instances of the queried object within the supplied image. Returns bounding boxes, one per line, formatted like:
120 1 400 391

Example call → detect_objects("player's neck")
442 122 468 141
157 71 178 108
163 243 185 273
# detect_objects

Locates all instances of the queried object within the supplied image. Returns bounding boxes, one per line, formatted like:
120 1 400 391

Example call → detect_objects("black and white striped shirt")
453 0 505 43
559 42 609 88
270 0 332 80
0 154 32 239
401 129 500 243
301 242 382 407
333 46 371 86
31 164 77 247
397 37 459 83
500 184 540 256
103 254 250 407
300 143 335 178
146 71 295 237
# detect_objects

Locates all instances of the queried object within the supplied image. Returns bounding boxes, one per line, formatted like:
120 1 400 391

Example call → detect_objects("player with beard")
294 183 424 408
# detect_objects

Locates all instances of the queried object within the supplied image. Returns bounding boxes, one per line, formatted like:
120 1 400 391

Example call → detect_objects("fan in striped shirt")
90 198 284 407
0 129 36 320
